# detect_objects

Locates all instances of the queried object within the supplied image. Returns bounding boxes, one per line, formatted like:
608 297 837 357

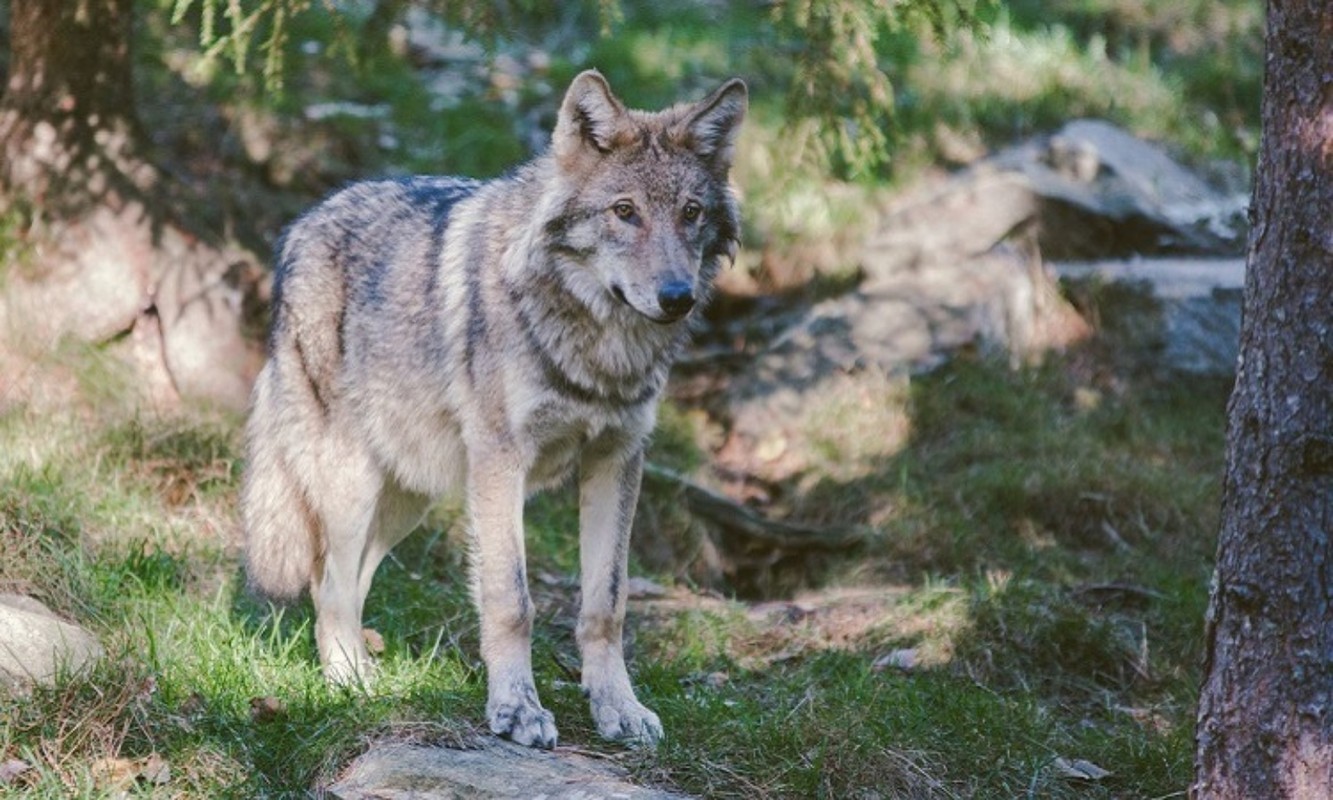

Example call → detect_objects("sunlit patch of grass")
798 369 913 485
895 5 1259 167
1 510 489 794
639 603 752 672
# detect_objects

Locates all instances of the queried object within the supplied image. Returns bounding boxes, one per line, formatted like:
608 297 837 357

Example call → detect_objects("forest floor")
0 1 1257 796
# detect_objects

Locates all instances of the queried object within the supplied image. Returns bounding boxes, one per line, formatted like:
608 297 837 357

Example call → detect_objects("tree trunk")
0 0 262 409
0 0 146 211
1192 1 1333 797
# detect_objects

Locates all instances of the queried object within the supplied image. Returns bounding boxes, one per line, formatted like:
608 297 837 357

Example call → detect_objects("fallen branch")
643 463 860 550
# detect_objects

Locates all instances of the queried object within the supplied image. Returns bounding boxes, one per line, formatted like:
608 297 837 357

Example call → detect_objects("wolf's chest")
522 402 619 492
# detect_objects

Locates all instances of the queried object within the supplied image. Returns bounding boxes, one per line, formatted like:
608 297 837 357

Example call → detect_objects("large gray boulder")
328 740 693 800
0 594 103 690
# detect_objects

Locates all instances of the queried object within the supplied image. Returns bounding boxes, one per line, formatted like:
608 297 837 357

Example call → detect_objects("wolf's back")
241 177 479 600
268 177 480 393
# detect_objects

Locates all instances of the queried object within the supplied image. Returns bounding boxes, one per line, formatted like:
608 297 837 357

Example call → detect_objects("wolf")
240 70 746 749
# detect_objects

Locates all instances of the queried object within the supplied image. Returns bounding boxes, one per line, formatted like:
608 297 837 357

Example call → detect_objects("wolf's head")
542 70 747 325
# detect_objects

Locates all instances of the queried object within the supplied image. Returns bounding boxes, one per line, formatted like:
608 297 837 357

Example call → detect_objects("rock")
390 7 486 68
0 594 103 690
151 230 265 410
1051 120 1246 242
626 576 670 599
1052 756 1113 782
3 203 156 345
710 120 1244 488
0 758 31 786
862 119 1246 274
871 649 918 673
1057 257 1245 375
327 741 693 800
718 244 1089 486
0 200 265 412
990 119 1247 258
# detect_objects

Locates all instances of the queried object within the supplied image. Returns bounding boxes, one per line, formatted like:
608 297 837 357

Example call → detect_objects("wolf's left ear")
676 78 748 173
554 70 630 166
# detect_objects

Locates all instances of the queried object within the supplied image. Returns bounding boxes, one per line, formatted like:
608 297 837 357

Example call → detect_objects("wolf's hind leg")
577 446 663 746
307 447 384 686
357 478 431 608
468 449 557 749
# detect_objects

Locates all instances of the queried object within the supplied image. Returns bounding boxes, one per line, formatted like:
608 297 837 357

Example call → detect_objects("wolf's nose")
657 281 695 317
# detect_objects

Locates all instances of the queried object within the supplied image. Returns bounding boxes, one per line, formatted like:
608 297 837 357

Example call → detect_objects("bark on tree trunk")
1192 1 1333 797
0 0 262 409
0 0 147 210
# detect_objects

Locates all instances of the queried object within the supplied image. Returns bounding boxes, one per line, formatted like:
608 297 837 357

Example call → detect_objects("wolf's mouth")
611 284 629 306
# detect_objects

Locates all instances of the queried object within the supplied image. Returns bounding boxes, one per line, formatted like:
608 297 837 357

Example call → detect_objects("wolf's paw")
322 655 378 689
590 692 663 747
488 692 558 749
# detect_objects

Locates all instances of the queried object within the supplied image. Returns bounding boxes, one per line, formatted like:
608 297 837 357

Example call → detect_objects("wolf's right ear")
675 78 748 175
554 70 630 166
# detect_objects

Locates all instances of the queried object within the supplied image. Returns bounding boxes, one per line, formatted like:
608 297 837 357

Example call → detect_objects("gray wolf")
240 70 747 748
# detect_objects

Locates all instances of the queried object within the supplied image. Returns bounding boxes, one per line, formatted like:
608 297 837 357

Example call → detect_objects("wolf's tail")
239 369 318 602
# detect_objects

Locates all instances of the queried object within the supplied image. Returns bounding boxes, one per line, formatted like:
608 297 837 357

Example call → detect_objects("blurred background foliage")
145 0 1261 184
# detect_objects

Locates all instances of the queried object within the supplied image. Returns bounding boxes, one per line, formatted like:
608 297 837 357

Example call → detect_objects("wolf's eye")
612 201 636 221
682 201 703 222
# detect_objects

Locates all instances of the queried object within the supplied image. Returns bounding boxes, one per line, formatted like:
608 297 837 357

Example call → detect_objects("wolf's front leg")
468 448 557 749
578 445 663 746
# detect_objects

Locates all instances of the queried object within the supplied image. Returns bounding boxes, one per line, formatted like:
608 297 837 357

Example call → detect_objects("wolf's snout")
657 281 695 318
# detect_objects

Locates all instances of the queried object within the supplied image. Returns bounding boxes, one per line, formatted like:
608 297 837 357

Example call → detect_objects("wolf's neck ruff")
506 272 676 407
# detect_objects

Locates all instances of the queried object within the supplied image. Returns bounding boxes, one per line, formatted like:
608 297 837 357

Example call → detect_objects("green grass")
0 347 1223 797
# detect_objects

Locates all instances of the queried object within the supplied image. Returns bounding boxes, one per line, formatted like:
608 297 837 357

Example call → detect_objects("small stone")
755 433 788 463
0 594 103 690
627 577 669 599
0 759 30 785
139 753 171 785
1053 756 1113 782
871 648 917 673
90 757 139 793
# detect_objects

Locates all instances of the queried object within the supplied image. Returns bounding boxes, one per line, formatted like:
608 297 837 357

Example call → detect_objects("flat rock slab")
0 594 103 690
327 741 693 800
1056 257 1244 300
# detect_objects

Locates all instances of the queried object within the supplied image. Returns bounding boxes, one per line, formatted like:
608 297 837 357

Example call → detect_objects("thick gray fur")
240 70 747 749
